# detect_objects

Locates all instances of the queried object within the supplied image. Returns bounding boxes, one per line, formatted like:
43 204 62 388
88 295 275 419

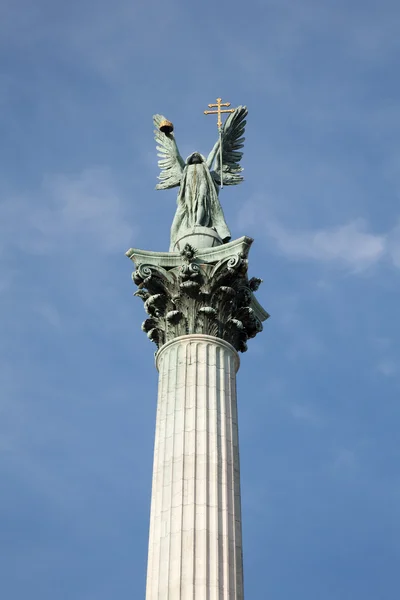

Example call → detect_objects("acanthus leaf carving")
128 241 268 352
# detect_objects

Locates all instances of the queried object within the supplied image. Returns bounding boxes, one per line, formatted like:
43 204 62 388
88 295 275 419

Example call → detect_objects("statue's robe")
170 159 231 250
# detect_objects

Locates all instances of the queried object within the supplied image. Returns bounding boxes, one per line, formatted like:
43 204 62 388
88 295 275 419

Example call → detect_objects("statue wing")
153 114 185 190
207 106 248 186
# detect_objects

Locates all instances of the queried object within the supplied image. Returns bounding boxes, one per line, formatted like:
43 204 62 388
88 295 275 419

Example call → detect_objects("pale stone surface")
172 226 223 252
146 334 244 600
125 235 253 268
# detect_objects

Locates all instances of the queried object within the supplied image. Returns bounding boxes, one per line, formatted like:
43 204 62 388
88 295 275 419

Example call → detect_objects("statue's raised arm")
153 114 185 190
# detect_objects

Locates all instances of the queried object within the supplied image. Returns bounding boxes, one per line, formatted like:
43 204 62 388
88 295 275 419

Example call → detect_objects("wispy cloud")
0 167 134 256
288 403 323 426
377 359 398 377
238 199 400 272
266 218 386 270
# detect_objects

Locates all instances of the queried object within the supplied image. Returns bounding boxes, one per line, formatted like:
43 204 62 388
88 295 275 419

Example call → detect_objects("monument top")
153 104 248 251
126 103 268 353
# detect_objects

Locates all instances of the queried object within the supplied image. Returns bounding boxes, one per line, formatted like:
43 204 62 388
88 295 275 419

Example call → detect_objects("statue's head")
186 152 204 165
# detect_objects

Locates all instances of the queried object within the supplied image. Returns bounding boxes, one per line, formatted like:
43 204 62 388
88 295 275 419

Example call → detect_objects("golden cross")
204 97 235 129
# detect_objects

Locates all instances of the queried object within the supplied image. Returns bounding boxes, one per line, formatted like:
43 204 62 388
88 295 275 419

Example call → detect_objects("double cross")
204 98 235 129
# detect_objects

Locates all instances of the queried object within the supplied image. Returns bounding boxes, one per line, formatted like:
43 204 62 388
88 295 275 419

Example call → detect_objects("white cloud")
266 218 386 270
377 359 398 377
289 403 322 426
238 200 400 272
0 167 134 256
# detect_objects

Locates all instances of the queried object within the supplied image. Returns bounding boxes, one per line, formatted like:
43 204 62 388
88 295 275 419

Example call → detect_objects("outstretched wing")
207 106 248 186
153 114 185 190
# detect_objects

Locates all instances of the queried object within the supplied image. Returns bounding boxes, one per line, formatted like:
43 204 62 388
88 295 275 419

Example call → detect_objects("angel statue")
153 106 248 251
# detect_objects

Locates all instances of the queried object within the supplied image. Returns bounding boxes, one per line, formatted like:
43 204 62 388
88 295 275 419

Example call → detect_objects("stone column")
126 236 269 600
146 335 242 600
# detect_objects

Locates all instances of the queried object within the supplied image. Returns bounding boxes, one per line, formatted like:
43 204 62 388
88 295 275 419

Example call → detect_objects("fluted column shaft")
146 334 243 600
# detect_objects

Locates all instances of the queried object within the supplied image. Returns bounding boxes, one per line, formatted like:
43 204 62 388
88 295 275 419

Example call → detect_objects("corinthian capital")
126 236 269 353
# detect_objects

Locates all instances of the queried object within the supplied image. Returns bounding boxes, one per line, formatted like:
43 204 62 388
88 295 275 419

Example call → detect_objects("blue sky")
1 0 400 597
